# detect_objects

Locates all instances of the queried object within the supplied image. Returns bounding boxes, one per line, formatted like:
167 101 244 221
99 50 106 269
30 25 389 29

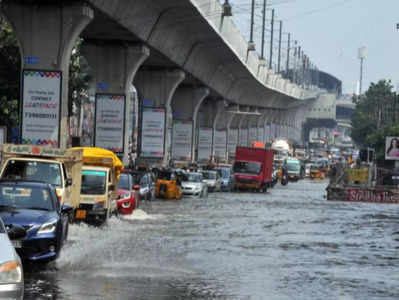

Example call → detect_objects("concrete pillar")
171 87 209 163
81 42 149 164
2 1 94 148
134 69 185 166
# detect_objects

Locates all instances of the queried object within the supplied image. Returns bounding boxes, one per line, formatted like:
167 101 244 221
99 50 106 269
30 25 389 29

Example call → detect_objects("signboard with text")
214 130 227 160
198 127 213 161
21 70 61 147
172 121 192 161
140 107 165 157
95 94 125 153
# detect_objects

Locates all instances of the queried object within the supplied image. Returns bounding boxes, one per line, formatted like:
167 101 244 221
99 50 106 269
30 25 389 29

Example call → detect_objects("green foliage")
68 39 91 117
351 79 399 159
0 17 20 130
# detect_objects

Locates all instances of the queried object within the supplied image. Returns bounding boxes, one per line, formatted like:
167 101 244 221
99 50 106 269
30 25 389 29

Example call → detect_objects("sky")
230 0 399 94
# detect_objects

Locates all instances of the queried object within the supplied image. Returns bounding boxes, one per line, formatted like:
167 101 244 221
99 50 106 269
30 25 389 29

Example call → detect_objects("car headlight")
121 201 131 208
0 261 23 284
38 220 57 234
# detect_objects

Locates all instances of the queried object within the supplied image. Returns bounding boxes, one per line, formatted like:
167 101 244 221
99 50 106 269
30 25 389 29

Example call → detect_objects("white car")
0 218 24 300
201 170 222 192
181 173 208 197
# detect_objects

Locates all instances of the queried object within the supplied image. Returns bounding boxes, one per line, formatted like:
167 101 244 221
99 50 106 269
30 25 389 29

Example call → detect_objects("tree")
351 79 399 160
0 17 20 132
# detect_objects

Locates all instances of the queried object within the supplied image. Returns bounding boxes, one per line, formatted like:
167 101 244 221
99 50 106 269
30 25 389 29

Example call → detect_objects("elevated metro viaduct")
2 0 337 166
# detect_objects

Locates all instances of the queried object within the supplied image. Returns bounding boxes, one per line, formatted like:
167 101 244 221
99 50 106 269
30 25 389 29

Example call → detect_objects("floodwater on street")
24 179 399 300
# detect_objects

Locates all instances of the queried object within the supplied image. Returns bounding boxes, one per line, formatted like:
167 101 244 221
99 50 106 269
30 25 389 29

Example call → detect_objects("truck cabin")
233 161 262 175
1 159 65 187
81 169 108 195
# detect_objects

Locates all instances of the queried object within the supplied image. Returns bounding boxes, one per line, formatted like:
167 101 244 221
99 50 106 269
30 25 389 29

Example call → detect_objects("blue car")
0 180 72 263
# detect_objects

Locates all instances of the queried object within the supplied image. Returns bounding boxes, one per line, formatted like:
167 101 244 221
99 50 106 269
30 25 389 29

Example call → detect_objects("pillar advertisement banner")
198 127 213 161
249 127 258 144
21 70 61 147
239 128 248 146
257 127 265 144
94 94 125 153
140 107 165 157
214 130 227 159
172 121 192 161
228 129 238 155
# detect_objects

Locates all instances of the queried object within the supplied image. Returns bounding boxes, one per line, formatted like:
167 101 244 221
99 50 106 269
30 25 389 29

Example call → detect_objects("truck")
271 139 292 165
233 146 274 192
0 144 83 211
72 147 123 225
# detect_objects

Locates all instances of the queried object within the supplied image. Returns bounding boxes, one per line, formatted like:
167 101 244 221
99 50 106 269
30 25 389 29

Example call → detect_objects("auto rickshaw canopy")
71 147 123 180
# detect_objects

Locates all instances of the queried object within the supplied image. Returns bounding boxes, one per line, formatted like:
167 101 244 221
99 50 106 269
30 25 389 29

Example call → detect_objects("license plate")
12 240 22 248
75 209 87 219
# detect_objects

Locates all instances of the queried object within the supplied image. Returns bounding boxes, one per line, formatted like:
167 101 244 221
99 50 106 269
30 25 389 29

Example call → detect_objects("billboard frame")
20 69 62 147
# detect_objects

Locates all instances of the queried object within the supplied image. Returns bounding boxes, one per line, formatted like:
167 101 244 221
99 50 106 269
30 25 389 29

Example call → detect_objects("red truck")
233 146 274 192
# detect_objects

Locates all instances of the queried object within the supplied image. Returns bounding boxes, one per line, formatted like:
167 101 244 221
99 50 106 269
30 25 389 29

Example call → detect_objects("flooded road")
24 179 399 299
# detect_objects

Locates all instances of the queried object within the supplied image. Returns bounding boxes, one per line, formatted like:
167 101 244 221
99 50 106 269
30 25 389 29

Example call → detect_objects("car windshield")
158 171 174 180
81 170 107 195
202 172 216 179
233 161 262 175
0 184 53 211
118 173 130 190
2 160 62 187
184 173 202 183
216 168 230 178
286 161 301 171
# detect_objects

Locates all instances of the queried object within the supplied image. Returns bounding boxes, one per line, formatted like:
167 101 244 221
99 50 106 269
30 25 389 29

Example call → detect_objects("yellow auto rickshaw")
310 164 324 179
155 169 182 199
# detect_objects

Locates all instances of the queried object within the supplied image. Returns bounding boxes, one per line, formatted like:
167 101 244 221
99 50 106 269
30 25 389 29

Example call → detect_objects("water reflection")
24 180 399 299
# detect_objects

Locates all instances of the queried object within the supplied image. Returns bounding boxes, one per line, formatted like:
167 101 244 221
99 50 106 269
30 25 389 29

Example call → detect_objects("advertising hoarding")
257 127 265 144
385 137 399 160
21 70 61 147
214 130 227 160
95 94 125 153
198 127 213 161
228 129 238 156
172 121 192 161
249 127 258 145
141 107 165 158
239 128 248 146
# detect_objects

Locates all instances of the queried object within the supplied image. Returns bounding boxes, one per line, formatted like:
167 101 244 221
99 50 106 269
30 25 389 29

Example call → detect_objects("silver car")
181 173 208 197
201 170 222 192
0 218 24 300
